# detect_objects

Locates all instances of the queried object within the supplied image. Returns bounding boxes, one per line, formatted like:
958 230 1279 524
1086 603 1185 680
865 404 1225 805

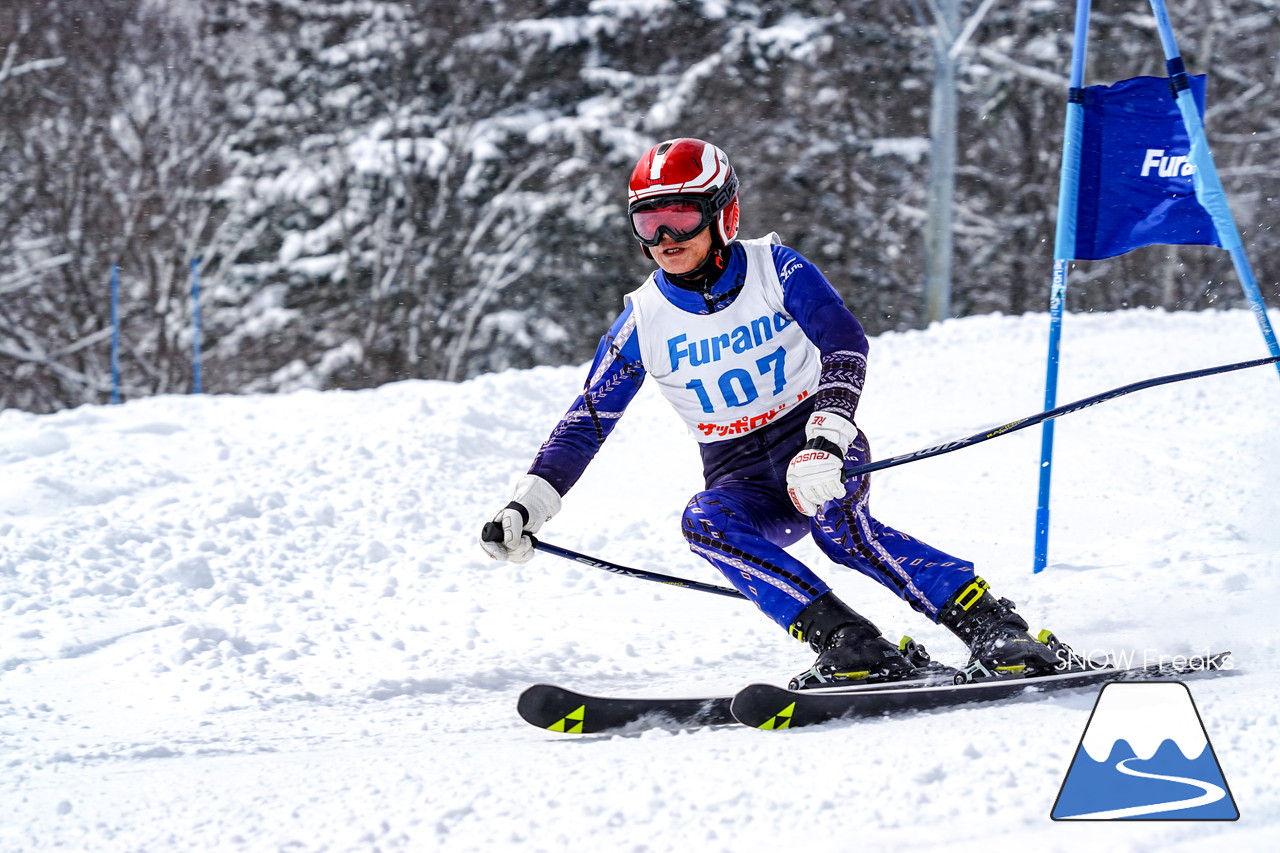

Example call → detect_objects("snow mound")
2 309 1278 851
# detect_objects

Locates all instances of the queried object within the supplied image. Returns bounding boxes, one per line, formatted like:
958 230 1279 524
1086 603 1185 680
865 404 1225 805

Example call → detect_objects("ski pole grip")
482 521 539 549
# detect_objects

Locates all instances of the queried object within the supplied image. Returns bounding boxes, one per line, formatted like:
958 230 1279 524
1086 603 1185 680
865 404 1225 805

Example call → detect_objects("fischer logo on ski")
757 702 796 731
547 705 586 734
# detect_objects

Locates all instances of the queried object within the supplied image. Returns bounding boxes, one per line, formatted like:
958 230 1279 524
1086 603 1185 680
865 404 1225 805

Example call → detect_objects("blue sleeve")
527 304 647 495
773 244 869 425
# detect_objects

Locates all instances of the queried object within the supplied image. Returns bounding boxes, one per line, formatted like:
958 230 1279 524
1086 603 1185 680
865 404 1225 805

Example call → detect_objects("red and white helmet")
627 138 739 251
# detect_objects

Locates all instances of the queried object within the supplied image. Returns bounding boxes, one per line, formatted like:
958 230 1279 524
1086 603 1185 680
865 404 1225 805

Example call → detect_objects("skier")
480 138 1061 687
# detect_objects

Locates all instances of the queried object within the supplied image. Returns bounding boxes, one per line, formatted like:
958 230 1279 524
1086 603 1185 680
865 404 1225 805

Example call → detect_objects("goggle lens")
630 202 710 246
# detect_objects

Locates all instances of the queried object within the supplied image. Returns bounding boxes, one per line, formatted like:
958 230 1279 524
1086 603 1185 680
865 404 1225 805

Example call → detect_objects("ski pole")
481 523 746 599
843 353 1280 481
484 354 1279 598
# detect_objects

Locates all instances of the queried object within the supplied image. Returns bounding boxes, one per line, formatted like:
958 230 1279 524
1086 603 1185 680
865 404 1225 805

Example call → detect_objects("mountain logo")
1051 681 1238 820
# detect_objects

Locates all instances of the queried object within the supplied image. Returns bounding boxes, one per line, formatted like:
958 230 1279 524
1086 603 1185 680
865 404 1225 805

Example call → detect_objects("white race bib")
626 234 820 443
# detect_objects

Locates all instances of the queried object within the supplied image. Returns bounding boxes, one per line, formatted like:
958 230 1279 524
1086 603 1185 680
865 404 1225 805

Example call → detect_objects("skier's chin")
658 247 698 275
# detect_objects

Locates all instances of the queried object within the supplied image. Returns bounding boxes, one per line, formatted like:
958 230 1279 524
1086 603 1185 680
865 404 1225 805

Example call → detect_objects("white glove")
480 474 562 563
786 411 858 516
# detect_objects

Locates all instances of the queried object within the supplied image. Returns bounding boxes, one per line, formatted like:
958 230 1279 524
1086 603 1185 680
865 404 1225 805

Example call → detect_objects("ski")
516 666 961 734
730 650 1233 730
517 684 735 734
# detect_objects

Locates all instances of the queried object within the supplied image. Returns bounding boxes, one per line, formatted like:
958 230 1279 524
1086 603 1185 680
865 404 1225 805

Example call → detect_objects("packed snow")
3 308 1279 852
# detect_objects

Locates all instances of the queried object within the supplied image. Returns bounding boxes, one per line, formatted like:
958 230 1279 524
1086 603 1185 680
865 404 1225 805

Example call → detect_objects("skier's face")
652 227 712 276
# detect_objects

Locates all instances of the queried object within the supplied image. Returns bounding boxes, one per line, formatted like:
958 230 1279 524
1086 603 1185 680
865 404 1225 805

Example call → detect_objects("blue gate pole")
191 258 203 394
1034 0 1092 573
111 263 121 405
1148 0 1280 374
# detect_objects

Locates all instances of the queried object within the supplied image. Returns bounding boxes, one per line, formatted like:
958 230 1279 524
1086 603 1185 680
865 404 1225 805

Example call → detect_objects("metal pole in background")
920 0 998 326
923 0 958 325
191 258 203 394
111 263 121 405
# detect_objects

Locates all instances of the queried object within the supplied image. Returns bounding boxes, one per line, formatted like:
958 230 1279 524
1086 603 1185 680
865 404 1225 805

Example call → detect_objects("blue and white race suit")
528 234 975 632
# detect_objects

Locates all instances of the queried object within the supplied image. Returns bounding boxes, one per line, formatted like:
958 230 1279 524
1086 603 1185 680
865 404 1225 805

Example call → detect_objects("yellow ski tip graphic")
548 704 586 733
758 701 796 730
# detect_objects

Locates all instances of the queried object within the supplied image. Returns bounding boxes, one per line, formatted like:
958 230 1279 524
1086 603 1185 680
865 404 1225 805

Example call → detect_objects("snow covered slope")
2 309 1278 851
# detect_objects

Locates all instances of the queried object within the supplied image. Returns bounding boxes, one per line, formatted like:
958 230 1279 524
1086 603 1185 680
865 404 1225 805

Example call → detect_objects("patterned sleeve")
772 245 869 424
527 305 647 495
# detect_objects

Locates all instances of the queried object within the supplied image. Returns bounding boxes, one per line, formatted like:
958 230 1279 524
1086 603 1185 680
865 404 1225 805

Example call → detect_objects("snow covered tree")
2 0 1279 413
0 0 236 411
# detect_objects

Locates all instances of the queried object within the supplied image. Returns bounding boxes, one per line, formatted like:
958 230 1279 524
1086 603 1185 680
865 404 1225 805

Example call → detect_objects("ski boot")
939 577 1062 682
787 593 923 690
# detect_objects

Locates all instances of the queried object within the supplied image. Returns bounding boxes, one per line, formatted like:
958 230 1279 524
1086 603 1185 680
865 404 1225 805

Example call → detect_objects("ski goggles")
628 198 715 247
